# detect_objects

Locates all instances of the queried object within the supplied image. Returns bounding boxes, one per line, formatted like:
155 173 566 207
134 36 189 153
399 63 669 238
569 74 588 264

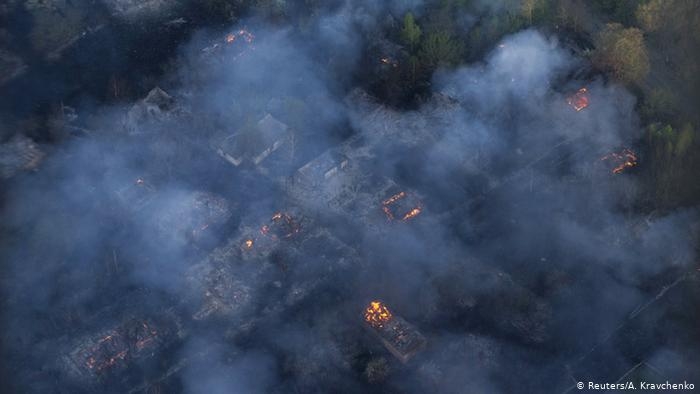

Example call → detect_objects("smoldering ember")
1 1 699 393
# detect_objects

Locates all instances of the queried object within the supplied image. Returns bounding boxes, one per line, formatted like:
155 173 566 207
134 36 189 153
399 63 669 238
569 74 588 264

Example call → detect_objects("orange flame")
135 322 158 351
244 239 254 249
567 88 589 112
82 321 159 372
260 212 300 238
601 148 638 174
383 191 406 206
365 301 392 328
225 29 254 45
402 207 422 221
382 191 422 221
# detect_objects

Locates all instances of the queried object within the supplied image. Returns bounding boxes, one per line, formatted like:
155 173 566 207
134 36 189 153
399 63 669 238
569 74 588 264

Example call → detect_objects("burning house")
567 87 590 112
289 136 427 231
224 29 254 46
231 209 307 263
213 113 292 174
201 29 255 60
185 206 362 332
62 311 184 386
183 209 307 320
600 148 638 174
347 178 427 232
381 189 423 222
364 301 427 363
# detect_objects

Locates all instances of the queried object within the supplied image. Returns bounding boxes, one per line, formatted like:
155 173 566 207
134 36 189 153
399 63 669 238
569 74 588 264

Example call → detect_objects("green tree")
592 23 650 85
636 0 665 32
521 0 538 25
591 0 640 25
400 12 422 51
407 55 420 83
675 123 695 156
419 32 464 68
640 88 677 121
645 122 697 205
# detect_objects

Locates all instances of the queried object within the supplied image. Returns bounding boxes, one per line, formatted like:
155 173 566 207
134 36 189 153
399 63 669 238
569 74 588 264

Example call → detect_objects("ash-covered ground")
1 1 699 393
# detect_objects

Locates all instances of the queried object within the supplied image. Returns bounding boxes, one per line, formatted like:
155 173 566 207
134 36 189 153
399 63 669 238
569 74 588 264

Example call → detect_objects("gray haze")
0 4 697 394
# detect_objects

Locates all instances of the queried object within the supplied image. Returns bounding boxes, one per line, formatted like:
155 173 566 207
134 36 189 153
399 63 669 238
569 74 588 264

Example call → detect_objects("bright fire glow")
225 29 254 45
380 57 398 68
567 88 589 112
365 301 392 328
402 207 422 221
244 239 254 249
382 191 422 221
601 148 638 174
82 322 158 372
383 191 406 206
260 212 300 238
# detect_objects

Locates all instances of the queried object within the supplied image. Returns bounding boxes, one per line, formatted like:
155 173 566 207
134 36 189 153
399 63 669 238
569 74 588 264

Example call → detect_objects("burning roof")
202 28 255 57
262 212 302 239
225 29 255 45
65 314 182 381
601 148 638 174
235 210 305 262
567 87 589 112
363 301 426 363
365 301 392 328
382 190 423 222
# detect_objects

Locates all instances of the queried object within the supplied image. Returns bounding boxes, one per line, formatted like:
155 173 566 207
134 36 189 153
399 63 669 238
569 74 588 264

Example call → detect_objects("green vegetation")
647 122 696 204
419 32 464 68
592 23 649 85
380 0 699 210
7 0 699 210
400 13 422 50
